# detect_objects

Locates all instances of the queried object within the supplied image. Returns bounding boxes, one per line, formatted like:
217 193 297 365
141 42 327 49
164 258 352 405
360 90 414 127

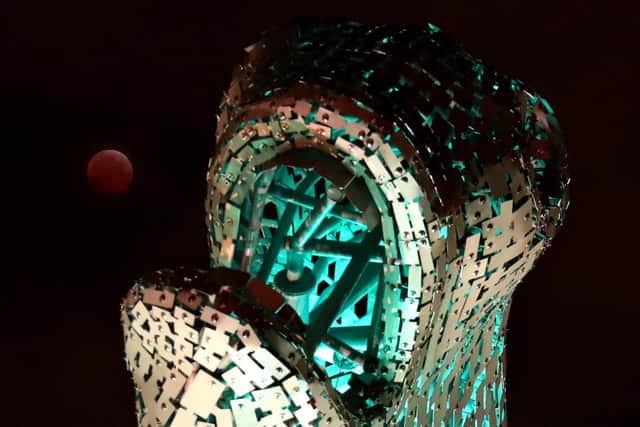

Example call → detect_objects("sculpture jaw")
121 268 368 426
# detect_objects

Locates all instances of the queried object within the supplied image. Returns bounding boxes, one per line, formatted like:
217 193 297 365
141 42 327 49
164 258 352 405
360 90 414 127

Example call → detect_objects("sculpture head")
122 19 569 426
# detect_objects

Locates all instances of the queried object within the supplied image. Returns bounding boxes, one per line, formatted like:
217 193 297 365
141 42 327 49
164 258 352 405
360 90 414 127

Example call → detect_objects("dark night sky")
4 1 639 426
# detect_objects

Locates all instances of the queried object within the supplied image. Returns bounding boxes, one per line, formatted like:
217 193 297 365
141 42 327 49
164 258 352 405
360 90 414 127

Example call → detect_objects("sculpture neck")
388 303 510 427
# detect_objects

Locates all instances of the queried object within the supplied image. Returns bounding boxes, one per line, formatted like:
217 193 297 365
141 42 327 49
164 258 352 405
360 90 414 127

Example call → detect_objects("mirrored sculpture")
121 19 570 427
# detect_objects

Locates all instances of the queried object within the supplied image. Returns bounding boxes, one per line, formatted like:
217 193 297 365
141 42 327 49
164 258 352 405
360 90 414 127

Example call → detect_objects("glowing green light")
419 111 432 127
533 159 547 169
427 22 441 32
355 100 374 112
541 97 555 113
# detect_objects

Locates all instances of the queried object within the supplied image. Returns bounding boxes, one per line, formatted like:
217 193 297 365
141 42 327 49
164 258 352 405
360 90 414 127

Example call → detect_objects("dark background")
4 1 638 426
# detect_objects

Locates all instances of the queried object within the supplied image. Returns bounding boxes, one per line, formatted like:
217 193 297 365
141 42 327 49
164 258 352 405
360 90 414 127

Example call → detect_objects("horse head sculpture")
121 20 569 427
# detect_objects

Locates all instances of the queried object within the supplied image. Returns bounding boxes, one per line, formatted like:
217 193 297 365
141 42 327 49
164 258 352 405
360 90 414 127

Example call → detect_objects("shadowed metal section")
365 267 386 370
335 262 381 319
267 185 365 226
283 237 386 263
327 326 371 349
256 172 319 282
285 189 340 281
323 334 366 368
305 225 383 355
241 169 275 271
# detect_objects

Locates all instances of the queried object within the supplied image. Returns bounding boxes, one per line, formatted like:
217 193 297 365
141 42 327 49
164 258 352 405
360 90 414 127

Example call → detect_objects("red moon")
87 150 133 195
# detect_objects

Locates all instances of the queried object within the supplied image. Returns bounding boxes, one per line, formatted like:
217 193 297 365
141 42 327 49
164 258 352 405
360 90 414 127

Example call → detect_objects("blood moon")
87 150 133 195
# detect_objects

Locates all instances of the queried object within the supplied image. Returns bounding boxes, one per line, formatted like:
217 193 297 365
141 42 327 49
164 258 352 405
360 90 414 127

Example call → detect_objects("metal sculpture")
121 19 569 427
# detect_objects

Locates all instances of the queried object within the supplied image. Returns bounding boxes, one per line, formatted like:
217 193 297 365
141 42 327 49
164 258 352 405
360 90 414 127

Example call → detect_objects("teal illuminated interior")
235 163 383 394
